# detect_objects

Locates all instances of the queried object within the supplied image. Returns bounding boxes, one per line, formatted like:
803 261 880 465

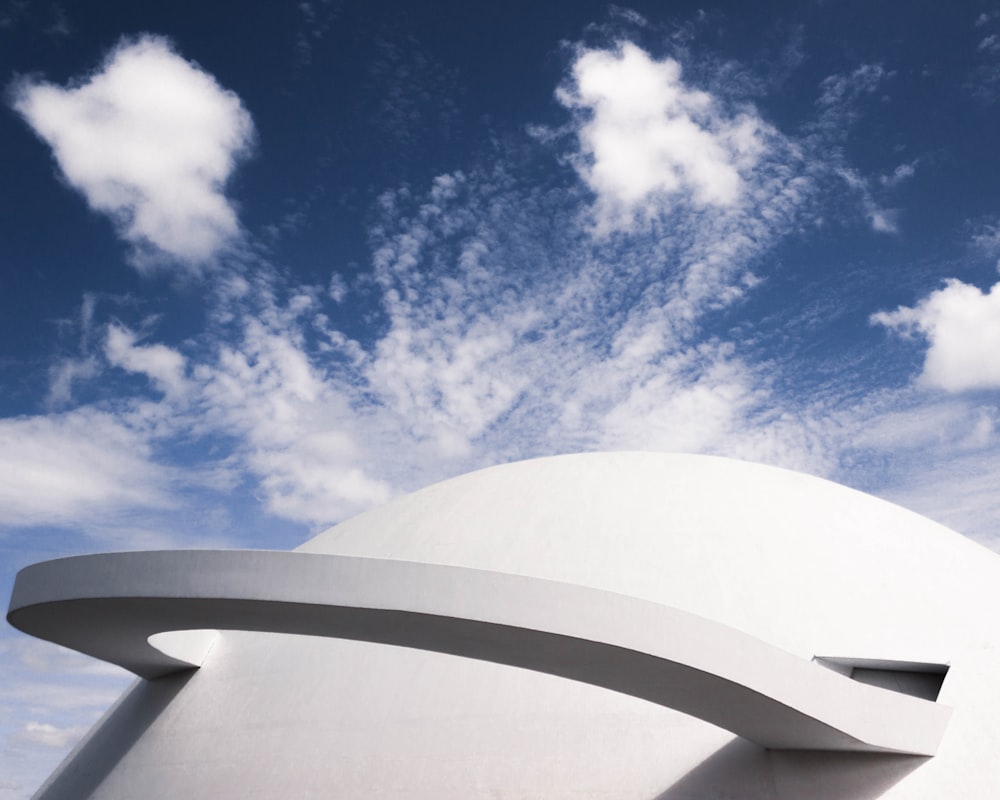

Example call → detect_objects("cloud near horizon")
10 35 254 270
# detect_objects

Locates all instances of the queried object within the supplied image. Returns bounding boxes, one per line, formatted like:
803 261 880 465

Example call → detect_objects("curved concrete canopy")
7 549 950 755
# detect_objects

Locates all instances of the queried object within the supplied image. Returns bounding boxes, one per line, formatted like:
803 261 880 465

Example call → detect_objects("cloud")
13 26 1000 799
3 635 126 680
819 388 1000 543
20 278 395 529
0 39 936 540
556 42 771 233
186 278 393 523
10 35 254 270
12 722 90 749
815 63 886 111
805 63 907 233
593 345 758 450
0 409 174 527
980 34 1000 54
46 357 99 408
0 628 131 798
105 323 188 398
362 122 816 474
872 279 1000 392
367 36 462 159
880 161 917 187
837 167 898 234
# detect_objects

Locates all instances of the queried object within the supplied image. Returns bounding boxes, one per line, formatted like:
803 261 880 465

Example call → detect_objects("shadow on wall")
769 749 927 800
28 671 928 800
652 739 927 800
34 671 196 800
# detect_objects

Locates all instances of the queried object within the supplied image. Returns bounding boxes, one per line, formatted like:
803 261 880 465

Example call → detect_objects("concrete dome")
15 453 1000 798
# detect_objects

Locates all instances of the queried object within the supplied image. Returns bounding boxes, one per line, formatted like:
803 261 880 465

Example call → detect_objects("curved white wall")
26 453 1000 799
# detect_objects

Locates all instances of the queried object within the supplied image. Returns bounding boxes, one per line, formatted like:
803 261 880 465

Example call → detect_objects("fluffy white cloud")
0 409 173 527
11 35 254 268
557 43 770 233
872 279 1000 391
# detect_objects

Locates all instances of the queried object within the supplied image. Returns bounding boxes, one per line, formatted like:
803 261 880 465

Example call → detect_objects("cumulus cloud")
557 43 770 233
872 279 1000 391
10 35 254 269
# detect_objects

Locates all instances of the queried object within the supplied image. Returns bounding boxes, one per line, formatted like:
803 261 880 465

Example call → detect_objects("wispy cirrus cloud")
968 10 1000 103
360 41 821 473
105 324 189 399
808 63 907 234
10 35 254 270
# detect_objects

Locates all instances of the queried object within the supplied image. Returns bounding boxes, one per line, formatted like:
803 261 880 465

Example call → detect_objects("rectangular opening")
812 657 949 701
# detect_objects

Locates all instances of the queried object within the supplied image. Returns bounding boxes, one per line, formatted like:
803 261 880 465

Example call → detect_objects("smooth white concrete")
10 452 1000 799
8 550 950 754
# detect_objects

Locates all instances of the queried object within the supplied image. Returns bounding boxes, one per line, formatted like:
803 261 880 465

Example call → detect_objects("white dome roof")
27 453 1000 799
301 452 995 662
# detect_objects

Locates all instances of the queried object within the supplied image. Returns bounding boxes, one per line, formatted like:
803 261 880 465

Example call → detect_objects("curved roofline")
8 549 950 755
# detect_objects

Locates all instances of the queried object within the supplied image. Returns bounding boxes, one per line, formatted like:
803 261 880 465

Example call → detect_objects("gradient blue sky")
4 1 1000 794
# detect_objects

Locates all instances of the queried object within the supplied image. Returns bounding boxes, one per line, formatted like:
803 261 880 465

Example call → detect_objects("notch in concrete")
813 657 949 702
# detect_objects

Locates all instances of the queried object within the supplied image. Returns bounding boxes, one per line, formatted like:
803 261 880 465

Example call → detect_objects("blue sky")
3 0 1000 794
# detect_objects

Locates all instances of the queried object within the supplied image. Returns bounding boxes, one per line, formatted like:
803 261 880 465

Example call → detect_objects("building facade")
9 452 1000 798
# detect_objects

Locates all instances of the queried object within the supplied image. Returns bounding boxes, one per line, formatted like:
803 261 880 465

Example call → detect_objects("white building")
8 452 1000 798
